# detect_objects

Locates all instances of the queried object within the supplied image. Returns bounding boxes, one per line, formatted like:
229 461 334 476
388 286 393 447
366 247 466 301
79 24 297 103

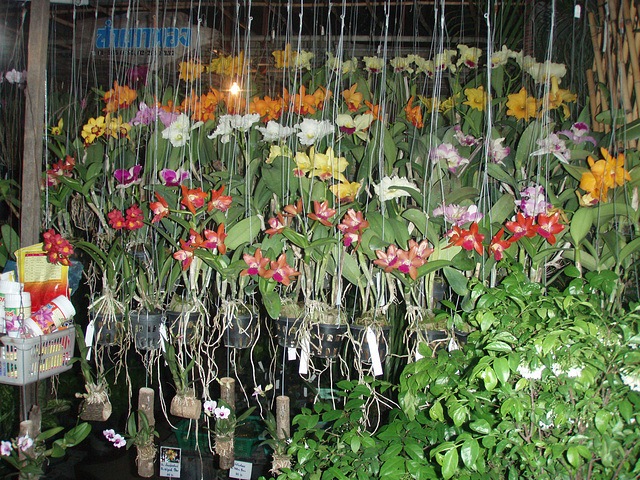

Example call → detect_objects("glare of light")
230 82 240 95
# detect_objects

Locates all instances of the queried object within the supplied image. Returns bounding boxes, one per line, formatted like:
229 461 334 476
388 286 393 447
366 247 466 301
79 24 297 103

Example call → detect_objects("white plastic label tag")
287 347 296 361
574 4 581 18
159 324 168 353
366 327 383 376
298 336 310 375
415 346 424 361
85 320 95 347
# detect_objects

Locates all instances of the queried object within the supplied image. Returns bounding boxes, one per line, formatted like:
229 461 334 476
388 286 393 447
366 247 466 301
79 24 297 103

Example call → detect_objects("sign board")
229 460 253 480
159 446 181 478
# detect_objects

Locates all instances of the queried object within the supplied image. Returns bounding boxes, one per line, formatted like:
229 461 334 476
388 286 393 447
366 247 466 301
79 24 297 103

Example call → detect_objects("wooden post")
276 396 290 440
20 0 50 421
137 388 156 478
218 377 235 469
18 407 41 480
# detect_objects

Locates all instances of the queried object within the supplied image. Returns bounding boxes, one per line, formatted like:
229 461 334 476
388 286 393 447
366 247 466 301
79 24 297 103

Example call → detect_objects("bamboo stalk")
588 11 611 132
622 0 640 121
587 69 601 131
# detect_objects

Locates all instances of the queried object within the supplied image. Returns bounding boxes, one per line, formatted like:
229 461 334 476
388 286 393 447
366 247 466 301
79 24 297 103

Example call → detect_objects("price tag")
85 321 95 361
366 327 383 377
287 347 296 361
298 336 310 375
229 460 252 479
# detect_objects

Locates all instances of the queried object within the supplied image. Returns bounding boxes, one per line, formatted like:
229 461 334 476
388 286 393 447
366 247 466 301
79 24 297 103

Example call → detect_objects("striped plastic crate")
0 327 75 385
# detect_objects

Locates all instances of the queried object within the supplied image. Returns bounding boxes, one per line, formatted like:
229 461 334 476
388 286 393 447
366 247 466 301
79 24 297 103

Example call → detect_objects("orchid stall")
0 0 639 479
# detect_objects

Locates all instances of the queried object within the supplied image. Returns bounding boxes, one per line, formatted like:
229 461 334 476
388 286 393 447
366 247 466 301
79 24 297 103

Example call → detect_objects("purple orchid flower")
159 110 180 128
453 125 479 146
517 184 550 217
430 143 470 173
131 102 159 126
114 165 142 188
488 138 510 164
159 168 190 186
126 65 148 89
433 203 483 226
558 122 597 147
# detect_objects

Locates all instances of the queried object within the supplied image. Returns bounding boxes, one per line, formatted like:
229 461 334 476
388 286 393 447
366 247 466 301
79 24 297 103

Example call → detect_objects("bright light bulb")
230 82 240 95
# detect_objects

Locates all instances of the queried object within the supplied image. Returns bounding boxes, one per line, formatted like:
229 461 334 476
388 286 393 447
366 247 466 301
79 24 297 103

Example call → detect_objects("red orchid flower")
373 245 401 272
533 212 564 245
202 224 227 254
505 212 536 240
173 240 195 270
408 239 434 261
337 209 369 248
207 185 232 212
264 253 301 286
489 228 512 261
447 222 485 256
150 193 169 223
240 247 270 277
181 185 207 215
108 209 126 230
265 213 287 237
124 204 144 230
308 200 337 227
283 198 304 217
396 246 425 281
187 228 204 248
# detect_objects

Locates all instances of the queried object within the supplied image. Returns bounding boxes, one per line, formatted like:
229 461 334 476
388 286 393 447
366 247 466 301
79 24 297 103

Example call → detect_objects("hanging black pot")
93 313 123 346
131 311 163 351
166 311 198 343
275 316 303 348
350 324 392 363
224 313 257 349
309 323 347 358
414 328 469 353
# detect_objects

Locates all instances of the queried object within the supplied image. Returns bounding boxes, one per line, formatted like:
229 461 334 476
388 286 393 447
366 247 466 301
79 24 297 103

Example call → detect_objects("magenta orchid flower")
430 143 469 173
159 168 190 186
131 102 159 126
433 203 483 227
558 122 597 146
114 165 142 188
517 185 550 218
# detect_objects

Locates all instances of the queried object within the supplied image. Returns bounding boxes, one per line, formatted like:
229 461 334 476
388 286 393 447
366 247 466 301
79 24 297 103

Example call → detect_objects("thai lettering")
95 20 192 49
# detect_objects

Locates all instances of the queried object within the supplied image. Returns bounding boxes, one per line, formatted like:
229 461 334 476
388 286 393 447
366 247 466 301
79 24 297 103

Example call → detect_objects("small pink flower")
203 400 217 415
214 406 231 419
1 440 12 456
112 434 127 448
17 435 33 452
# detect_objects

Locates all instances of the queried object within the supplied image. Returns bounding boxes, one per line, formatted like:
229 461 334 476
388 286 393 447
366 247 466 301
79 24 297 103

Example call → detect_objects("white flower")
162 113 202 147
491 45 515 68
296 119 334 146
336 113 373 137
456 44 482 69
17 435 33 452
5 69 26 84
103 429 116 441
488 138 510 164
363 56 385 73
621 368 640 392
566 365 584 378
430 143 469 173
526 60 567 83
530 133 570 164
203 400 217 415
208 115 234 143
112 434 127 448
539 411 555 430
230 113 261 131
1 441 12 456
390 56 414 73
256 120 297 142
517 363 545 380
373 176 418 202
214 406 231 419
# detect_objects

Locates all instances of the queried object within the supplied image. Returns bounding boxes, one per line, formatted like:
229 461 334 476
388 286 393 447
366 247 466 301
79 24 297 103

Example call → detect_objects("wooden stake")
138 387 155 428
220 377 235 407
219 377 236 469
18 407 41 480
276 396 290 440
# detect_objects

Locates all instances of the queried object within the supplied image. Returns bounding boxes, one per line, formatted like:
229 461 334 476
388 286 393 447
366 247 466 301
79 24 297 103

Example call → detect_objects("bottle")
31 296 76 334
0 281 22 334
5 292 31 338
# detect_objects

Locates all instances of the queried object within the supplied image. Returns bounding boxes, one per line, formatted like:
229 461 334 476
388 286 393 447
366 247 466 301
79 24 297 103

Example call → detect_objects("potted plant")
351 309 392 364
164 340 201 420
221 299 258 349
74 327 112 422
275 299 305 348
103 411 158 478
260 411 291 475
306 302 347 359
203 399 256 470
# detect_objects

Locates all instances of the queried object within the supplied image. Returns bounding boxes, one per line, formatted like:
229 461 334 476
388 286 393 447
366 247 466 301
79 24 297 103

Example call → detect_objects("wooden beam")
20 0 50 421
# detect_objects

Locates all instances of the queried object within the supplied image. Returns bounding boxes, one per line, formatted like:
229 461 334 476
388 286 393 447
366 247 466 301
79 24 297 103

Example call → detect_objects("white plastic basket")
0 327 75 385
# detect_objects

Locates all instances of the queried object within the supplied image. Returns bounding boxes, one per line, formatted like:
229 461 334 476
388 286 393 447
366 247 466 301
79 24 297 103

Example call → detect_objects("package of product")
14 243 70 313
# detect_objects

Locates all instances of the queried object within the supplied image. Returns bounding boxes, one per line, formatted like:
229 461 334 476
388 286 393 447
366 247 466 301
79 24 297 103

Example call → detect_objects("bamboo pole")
587 69 601 131
622 0 640 119
588 11 611 132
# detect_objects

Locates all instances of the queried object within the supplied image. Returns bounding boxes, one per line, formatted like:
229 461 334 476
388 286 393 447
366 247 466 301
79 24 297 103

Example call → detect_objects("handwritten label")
229 460 252 479
159 446 181 478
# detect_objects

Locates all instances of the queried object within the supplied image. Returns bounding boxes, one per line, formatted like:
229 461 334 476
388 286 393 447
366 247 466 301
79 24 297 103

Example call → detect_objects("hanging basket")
166 311 198 343
93 313 123 346
275 316 303 348
131 311 163 351
224 314 257 349
170 390 202 420
350 324 392 364
309 323 347 359
413 328 469 354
